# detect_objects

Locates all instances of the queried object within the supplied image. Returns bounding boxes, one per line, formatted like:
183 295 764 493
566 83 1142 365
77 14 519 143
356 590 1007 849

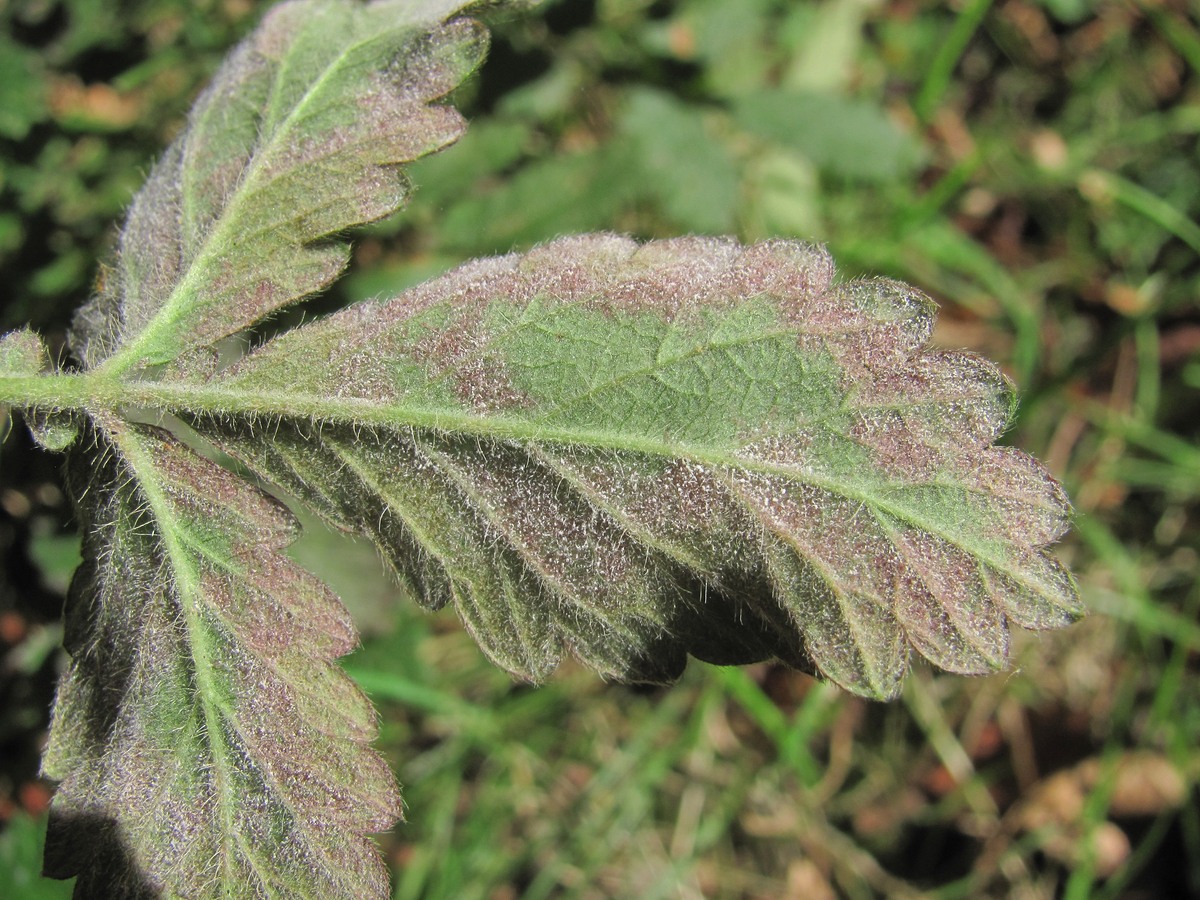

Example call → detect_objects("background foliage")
1 0 1197 897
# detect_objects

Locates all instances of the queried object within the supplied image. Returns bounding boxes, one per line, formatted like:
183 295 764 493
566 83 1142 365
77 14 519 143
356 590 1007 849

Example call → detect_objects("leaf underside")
34 1 1081 896
43 1 487 897
70 0 486 373
43 419 398 899
195 234 1081 697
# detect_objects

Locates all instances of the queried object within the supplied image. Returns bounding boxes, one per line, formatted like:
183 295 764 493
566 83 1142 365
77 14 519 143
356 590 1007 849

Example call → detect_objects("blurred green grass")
2 0 1198 897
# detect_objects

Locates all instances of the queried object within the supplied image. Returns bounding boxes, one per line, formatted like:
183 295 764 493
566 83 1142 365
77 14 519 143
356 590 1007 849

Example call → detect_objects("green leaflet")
192 235 1081 696
42 419 397 898
0 329 44 375
71 0 487 374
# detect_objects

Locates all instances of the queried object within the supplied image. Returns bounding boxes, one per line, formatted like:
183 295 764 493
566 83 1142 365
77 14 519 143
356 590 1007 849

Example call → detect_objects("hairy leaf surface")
42 418 398 898
191 235 1081 697
35 2 488 895
13 2 1083 894
70 0 487 374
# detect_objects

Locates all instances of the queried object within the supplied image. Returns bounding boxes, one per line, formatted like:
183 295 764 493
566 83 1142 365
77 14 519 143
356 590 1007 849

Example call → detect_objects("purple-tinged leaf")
6 5 1083 894
70 0 487 374
42 419 399 898
186 235 1081 698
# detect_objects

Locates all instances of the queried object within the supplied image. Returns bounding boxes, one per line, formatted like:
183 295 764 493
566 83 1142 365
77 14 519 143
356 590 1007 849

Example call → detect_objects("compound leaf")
42 418 398 898
190 234 1081 698
14 3 1082 896
70 0 487 374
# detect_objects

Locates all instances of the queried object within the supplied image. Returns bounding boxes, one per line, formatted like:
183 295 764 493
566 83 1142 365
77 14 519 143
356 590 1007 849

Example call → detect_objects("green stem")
914 0 994 122
0 372 96 411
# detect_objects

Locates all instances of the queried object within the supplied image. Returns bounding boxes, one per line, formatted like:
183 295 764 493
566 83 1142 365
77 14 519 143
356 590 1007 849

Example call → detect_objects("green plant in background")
0 0 269 338
0 0 1087 895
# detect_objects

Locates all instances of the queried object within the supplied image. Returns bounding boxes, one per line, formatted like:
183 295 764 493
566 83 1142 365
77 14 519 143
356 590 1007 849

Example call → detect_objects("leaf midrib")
2 371 1042 591
110 420 361 893
106 421 241 888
